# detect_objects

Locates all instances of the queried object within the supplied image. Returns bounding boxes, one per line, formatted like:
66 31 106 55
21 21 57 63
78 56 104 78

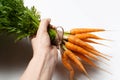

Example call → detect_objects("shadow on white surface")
0 34 112 80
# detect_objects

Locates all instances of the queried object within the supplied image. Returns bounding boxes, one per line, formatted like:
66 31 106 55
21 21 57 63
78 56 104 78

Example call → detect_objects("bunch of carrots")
0 0 111 79
57 28 111 80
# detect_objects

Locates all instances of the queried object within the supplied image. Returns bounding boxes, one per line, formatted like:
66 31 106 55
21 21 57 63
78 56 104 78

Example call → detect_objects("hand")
31 18 54 55
20 18 58 80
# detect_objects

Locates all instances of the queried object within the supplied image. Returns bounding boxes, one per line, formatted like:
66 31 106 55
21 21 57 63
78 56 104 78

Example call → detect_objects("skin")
20 18 58 80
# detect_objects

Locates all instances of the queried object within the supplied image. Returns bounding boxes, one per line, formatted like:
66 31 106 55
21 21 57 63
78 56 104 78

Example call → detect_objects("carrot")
70 28 105 34
67 35 109 59
62 51 74 80
74 52 97 67
82 39 111 48
68 35 95 50
75 33 105 40
82 39 106 46
82 39 98 43
65 42 98 60
69 57 83 72
64 42 109 65
64 50 88 76
84 47 110 60
74 52 111 74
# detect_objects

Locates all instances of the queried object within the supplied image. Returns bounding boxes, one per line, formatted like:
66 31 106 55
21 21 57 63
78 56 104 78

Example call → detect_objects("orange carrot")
65 42 98 60
82 39 111 48
82 39 98 43
70 28 105 34
67 35 109 59
82 39 106 46
62 52 74 80
75 33 105 40
74 52 111 74
69 57 83 72
74 52 97 67
64 50 88 76
68 35 95 50
84 47 110 60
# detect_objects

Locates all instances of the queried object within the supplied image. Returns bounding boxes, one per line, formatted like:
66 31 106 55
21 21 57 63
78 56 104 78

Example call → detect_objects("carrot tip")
97 66 112 75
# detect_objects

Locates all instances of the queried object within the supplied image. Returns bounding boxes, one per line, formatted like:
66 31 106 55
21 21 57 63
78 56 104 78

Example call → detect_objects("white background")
0 0 120 80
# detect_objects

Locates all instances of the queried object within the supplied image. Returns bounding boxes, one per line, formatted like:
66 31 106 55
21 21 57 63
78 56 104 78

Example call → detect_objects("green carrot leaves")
0 0 40 40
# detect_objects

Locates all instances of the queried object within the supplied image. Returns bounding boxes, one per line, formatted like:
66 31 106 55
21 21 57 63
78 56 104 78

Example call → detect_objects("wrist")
32 48 50 58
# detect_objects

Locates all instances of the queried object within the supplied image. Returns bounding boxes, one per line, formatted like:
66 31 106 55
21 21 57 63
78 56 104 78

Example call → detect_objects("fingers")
36 18 51 36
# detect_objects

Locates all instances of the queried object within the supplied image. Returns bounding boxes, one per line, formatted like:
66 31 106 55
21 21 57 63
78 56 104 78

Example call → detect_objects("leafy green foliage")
0 0 40 40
